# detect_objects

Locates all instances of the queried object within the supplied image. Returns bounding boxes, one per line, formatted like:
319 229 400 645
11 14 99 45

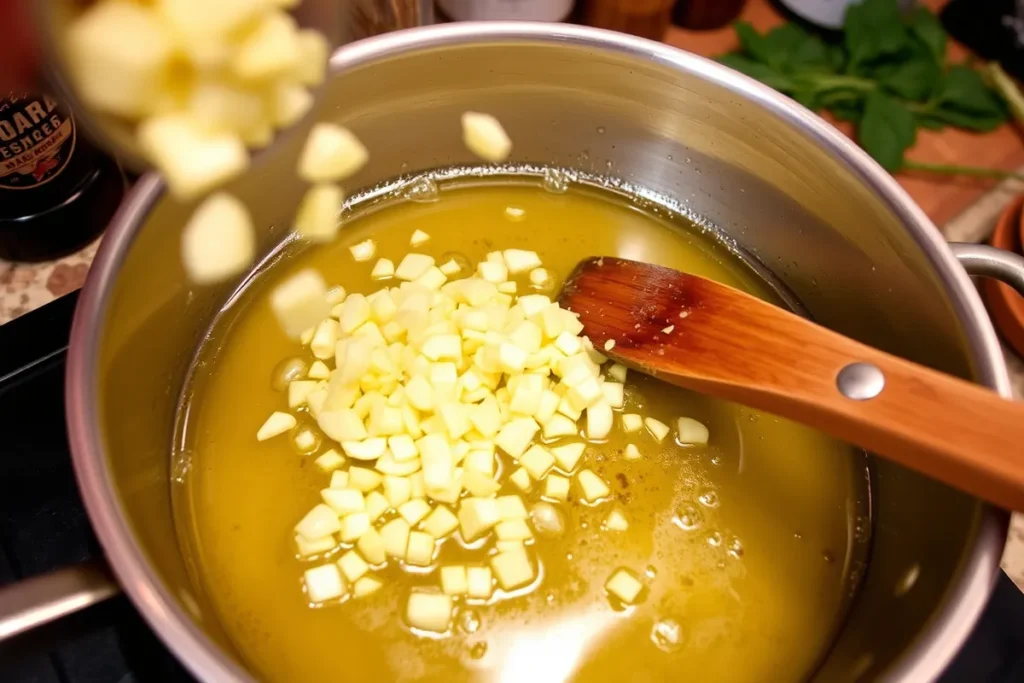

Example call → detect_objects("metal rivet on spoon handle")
558 256 1024 512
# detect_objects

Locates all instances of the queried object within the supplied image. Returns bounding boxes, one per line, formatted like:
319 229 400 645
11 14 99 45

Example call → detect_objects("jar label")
0 95 76 190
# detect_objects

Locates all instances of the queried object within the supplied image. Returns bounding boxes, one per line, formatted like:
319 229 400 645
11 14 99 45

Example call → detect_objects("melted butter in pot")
175 182 868 683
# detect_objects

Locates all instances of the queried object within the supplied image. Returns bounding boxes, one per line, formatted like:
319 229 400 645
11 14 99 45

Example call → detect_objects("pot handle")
0 559 120 642
949 243 1024 297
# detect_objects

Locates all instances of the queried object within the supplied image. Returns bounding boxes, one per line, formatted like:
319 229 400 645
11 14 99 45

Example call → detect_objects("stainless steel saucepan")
4 22 1024 682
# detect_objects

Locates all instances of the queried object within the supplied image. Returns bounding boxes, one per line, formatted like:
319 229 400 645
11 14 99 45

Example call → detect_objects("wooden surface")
663 0 1024 226
560 256 1024 512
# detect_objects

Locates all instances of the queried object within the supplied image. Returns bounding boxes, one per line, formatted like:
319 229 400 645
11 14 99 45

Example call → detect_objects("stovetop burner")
0 293 1021 682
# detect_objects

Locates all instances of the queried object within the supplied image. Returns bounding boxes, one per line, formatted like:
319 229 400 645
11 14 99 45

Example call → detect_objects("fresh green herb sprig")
717 0 1016 178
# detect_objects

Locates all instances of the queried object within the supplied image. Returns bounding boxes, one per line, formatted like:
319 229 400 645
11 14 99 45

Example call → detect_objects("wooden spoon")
558 257 1024 512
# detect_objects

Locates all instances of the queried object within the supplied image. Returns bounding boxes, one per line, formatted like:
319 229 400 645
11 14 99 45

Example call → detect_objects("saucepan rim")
64 21 1010 683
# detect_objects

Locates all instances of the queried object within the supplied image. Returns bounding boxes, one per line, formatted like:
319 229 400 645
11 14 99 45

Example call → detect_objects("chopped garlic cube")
467 566 494 599
353 575 384 598
365 491 389 522
495 417 540 459
406 591 452 633
257 411 296 441
298 123 368 182
462 470 501 497
544 474 570 501
576 469 611 503
395 253 436 281
422 506 459 538
383 476 412 506
294 184 342 242
357 528 387 565
496 495 528 520
310 319 340 359
491 547 535 590
441 565 469 595
318 409 366 443
138 115 249 201
387 435 419 462
288 380 318 409
321 488 364 516
293 29 328 85
180 193 255 284
342 438 388 461
329 469 349 489
461 111 512 162
601 382 625 408
624 444 642 460
510 467 532 492
340 512 371 542
495 518 533 541
296 503 341 541
608 363 628 382
304 564 345 603
458 498 501 541
270 269 330 339
550 443 585 471
406 530 436 566
66 1 175 120
463 449 495 477
295 534 335 557
645 417 671 442
338 550 369 582
676 417 710 445
621 413 643 433
348 467 383 492
586 401 614 440
519 445 555 480
380 518 411 558
439 259 461 276
308 360 331 379
605 568 644 604
503 249 542 274
398 499 432 526
231 11 300 80
349 239 376 262
605 508 629 531
542 415 578 439
371 258 395 280
315 450 346 472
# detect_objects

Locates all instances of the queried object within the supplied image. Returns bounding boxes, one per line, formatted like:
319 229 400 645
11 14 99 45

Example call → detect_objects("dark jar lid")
0 152 125 263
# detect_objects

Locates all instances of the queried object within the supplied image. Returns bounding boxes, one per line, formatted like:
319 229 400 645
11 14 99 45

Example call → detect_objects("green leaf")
876 55 940 102
914 114 946 131
921 108 1005 132
792 89 821 111
858 91 915 171
844 0 910 71
717 53 796 92
733 21 838 74
935 66 1007 117
734 22 777 67
905 6 946 63
829 101 865 123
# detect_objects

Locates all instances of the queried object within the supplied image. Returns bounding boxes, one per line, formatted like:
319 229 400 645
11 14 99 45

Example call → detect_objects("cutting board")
663 0 1024 226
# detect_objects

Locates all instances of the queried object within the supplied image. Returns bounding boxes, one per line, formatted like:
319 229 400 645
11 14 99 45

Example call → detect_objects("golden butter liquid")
176 181 869 683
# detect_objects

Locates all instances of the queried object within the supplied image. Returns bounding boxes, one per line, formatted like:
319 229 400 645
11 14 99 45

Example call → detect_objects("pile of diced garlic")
258 242 711 634
65 0 331 201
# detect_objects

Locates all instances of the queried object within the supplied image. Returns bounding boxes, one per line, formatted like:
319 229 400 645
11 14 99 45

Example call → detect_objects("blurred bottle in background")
579 0 675 40
437 0 574 21
672 0 747 31
0 93 124 262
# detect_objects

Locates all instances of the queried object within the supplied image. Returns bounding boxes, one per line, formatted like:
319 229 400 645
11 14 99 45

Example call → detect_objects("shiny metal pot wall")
58 23 1020 682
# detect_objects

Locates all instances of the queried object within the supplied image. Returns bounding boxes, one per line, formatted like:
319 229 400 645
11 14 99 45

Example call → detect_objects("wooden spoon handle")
666 330 1024 512
566 261 1024 511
